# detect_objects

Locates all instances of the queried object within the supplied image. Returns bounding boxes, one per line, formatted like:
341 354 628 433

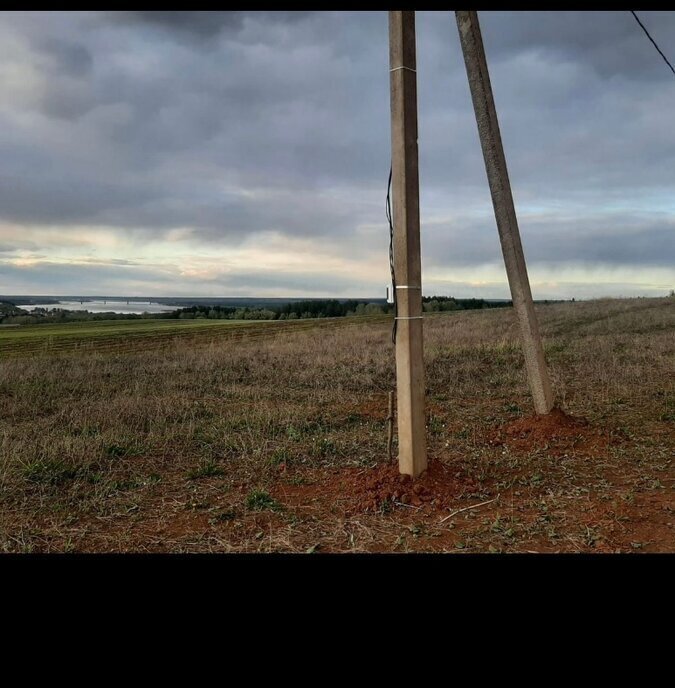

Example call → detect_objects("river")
25 300 175 315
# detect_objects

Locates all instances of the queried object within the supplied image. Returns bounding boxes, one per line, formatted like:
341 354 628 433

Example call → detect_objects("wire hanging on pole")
630 11 675 77
386 164 397 344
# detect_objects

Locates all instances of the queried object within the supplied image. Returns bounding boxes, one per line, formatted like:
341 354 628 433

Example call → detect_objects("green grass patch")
22 459 86 486
245 490 281 512
269 448 293 466
312 437 339 458
187 460 225 480
104 443 143 459
0 316 365 358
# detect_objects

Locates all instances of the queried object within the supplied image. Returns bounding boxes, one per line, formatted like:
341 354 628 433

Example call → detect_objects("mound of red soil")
339 460 480 514
489 407 610 454
272 460 482 516
502 407 587 439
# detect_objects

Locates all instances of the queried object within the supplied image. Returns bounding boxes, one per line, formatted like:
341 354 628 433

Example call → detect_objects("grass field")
0 296 673 552
0 315 389 357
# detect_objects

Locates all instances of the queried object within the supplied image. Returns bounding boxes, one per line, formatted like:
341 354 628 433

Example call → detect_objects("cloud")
118 11 249 39
111 11 314 42
421 211 675 268
0 11 673 297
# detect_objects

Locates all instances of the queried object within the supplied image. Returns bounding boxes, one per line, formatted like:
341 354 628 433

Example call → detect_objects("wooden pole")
389 11 427 477
455 10 554 415
386 390 394 461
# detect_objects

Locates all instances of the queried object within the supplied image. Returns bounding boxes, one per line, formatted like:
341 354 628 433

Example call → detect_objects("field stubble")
0 297 673 553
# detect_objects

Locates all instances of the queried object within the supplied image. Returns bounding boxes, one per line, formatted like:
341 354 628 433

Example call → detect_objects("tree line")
173 299 387 320
422 295 512 312
0 296 520 326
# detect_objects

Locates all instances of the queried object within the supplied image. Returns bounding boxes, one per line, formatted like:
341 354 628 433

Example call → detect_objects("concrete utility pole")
455 10 554 415
389 10 427 477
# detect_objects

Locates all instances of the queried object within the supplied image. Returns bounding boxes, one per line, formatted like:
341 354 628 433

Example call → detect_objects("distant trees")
0 301 28 323
0 304 170 325
421 296 511 312
277 299 366 319
172 299 387 321
0 300 390 325
175 296 514 321
348 302 385 316
0 294 535 328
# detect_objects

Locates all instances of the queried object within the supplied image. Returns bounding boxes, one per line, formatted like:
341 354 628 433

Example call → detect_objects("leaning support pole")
455 10 554 415
389 11 427 477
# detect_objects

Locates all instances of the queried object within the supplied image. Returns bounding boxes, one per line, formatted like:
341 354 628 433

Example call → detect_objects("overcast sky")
0 10 674 299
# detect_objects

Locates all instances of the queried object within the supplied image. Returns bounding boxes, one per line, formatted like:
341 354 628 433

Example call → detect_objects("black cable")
631 11 675 77
386 164 397 345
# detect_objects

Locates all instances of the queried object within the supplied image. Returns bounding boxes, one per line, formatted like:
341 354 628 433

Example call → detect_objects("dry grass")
1 296 673 553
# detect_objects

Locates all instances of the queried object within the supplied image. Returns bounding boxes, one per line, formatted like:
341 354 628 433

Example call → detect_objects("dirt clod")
341 460 480 514
488 407 612 455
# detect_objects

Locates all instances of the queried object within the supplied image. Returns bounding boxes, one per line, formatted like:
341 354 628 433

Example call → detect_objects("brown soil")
272 408 623 521
488 406 614 455
342 460 479 513
272 460 481 516
3 297 673 553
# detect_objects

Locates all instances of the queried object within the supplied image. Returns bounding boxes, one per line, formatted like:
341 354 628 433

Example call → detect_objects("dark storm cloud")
0 10 388 241
422 212 675 268
415 11 675 194
209 270 360 295
122 11 248 38
113 11 313 40
0 10 673 294
478 11 671 81
37 37 93 77
0 166 157 225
